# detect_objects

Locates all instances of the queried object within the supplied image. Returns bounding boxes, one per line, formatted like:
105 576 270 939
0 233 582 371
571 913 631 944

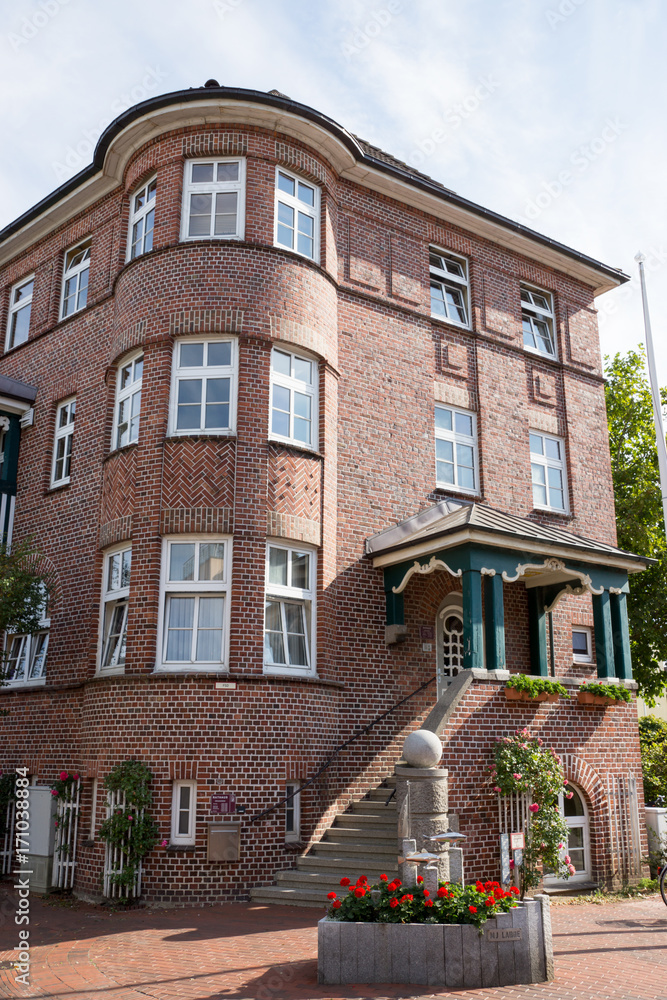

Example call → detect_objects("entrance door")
437 602 463 699
544 785 591 885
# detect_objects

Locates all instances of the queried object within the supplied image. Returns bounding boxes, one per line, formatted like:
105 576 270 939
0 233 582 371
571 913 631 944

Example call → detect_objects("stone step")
333 812 396 828
324 824 396 840
366 788 397 802
350 799 397 812
250 886 331 908
275 869 397 890
311 840 396 857
296 855 396 874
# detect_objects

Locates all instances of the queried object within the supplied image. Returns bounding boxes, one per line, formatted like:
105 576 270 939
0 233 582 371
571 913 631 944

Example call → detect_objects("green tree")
0 539 52 682
605 347 667 702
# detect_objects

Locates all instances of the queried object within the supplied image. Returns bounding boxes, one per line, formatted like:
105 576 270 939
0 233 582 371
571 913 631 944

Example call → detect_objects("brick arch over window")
559 753 610 880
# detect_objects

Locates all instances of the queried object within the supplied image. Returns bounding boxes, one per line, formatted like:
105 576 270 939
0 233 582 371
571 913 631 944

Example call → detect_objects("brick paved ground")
0 889 665 1000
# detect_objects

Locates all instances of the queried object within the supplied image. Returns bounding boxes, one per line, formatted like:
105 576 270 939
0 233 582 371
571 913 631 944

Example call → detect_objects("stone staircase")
250 776 399 907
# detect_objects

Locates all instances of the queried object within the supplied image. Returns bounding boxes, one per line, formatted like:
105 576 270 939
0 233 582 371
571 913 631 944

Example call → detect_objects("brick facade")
0 86 646 903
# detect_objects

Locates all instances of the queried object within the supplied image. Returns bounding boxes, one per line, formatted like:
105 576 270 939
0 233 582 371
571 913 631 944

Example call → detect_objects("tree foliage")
638 715 667 806
0 539 51 636
605 347 667 703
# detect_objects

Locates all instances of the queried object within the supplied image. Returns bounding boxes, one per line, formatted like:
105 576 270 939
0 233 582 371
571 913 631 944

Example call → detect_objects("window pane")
14 280 33 303
293 415 311 444
29 633 48 679
144 209 154 253
545 437 561 461
214 191 237 235
529 433 543 455
564 789 585 816
532 482 547 506
294 391 311 420
180 342 204 367
293 356 312 384
297 231 314 258
297 182 315 206
207 341 232 366
271 349 291 376
204 378 230 428
269 547 288 586
217 162 239 182
454 412 473 437
121 550 131 588
291 551 309 590
436 439 453 462
166 597 194 660
177 377 202 407
572 631 589 655
199 543 224 581
265 599 282 632
192 163 214 182
108 552 120 592
277 202 294 248
170 543 195 581
188 193 212 236
196 597 224 661
272 385 290 437
278 172 295 196
531 463 546 485
10 305 31 347
456 444 475 489
522 317 536 349
549 486 565 510
431 282 447 316
177 380 202 430
547 466 563 489
120 362 133 390
444 285 466 323
435 407 452 432
264 600 285 663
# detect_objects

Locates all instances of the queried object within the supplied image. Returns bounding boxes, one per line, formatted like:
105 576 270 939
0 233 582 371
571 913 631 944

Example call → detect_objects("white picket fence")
1 799 15 875
103 790 143 898
497 792 531 837
52 779 81 888
607 774 642 881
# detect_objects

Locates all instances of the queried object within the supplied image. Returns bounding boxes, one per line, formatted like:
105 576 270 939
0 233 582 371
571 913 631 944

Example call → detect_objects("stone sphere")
403 729 443 768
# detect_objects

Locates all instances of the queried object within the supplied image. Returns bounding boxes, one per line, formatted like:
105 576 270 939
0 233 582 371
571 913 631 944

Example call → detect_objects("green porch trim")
462 569 483 670
528 588 548 676
0 413 20 491
484 573 505 670
610 591 632 680
592 590 616 678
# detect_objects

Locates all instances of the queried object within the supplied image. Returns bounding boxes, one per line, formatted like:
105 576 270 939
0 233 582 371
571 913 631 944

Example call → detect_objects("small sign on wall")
510 832 525 850
420 626 435 641
487 928 522 942
211 793 236 815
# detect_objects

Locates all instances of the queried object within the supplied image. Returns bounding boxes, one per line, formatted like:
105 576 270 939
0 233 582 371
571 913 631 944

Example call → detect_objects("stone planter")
318 896 554 988
505 688 558 704
577 691 615 707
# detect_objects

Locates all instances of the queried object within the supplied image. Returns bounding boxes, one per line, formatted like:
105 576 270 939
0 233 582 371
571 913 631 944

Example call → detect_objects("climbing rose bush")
490 728 572 895
327 874 519 930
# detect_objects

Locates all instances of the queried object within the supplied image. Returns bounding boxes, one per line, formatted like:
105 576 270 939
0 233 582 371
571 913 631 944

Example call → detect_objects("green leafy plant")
505 675 569 698
327 874 519 930
638 715 667 806
0 772 17 838
0 540 53 686
579 682 632 702
490 728 571 896
98 761 159 893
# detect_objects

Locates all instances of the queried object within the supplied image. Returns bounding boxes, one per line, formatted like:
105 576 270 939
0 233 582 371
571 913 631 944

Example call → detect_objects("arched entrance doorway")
544 784 592 886
436 594 463 699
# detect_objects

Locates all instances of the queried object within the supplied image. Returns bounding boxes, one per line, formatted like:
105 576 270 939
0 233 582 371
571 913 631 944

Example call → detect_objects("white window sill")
49 479 71 490
532 504 570 516
97 666 125 676
179 234 244 243
263 665 317 679
268 436 319 455
435 484 478 497
167 430 236 439
523 345 558 361
572 657 593 665
154 666 229 674
430 313 471 331
1 678 46 690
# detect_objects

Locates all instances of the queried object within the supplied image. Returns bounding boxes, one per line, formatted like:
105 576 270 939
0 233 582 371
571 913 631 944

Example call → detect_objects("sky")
1 0 665 382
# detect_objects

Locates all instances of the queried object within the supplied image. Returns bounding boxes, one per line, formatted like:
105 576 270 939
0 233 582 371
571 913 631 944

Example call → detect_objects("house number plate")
487 929 522 942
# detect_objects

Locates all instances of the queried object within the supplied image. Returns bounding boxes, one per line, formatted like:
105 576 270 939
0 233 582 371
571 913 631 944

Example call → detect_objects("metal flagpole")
635 252 667 537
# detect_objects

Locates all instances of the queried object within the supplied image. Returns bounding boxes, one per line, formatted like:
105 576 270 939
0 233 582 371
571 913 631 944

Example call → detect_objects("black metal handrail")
244 674 436 827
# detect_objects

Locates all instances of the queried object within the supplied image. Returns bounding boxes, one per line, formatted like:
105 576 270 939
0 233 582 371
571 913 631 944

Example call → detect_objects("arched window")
436 594 463 698
544 784 591 885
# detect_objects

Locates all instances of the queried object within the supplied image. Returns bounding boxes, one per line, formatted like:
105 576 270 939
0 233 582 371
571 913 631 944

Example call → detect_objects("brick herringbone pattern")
0 892 665 1000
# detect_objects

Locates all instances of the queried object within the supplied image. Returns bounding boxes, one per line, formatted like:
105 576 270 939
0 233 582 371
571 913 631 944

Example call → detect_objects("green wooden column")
462 569 483 669
610 591 632 680
528 589 548 676
592 590 615 678
484 573 505 670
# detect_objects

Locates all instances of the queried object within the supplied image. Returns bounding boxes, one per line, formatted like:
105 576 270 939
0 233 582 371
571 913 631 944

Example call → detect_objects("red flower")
356 876 368 884
475 881 484 892
394 879 401 887
380 874 388 881
340 877 350 886
468 906 477 914
423 889 430 897
73 773 80 781
332 900 342 909
407 894 414 901
354 887 365 898
416 875 423 883
437 887 448 897
485 898 494 907
510 887 520 895
327 892 337 900
424 898 434 907
59 770 69 781
390 899 398 908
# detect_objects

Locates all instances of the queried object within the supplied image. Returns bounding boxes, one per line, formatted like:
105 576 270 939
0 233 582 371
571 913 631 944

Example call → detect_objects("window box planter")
505 688 560 704
318 897 553 988
577 691 616 707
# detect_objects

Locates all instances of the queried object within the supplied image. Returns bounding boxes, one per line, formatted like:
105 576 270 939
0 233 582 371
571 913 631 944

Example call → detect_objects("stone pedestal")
395 765 450 883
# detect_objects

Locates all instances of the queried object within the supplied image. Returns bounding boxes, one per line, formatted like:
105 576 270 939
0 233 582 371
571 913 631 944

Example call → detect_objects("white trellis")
52 779 81 888
498 792 531 838
103 790 143 898
1 799 15 875
607 775 642 881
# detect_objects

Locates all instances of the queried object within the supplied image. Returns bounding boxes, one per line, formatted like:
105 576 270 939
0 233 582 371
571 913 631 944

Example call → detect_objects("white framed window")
572 627 593 663
530 430 568 512
5 276 34 351
113 352 143 450
430 249 469 326
270 347 318 449
521 284 556 357
3 624 49 687
60 240 91 319
264 542 315 675
544 785 591 885
158 536 231 671
285 781 301 842
51 397 76 487
127 176 156 260
274 168 320 261
171 780 197 845
100 545 131 673
181 159 245 241
169 338 237 436
434 404 478 494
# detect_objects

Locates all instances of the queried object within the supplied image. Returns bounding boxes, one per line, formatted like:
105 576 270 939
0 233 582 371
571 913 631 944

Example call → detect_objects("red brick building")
0 84 650 904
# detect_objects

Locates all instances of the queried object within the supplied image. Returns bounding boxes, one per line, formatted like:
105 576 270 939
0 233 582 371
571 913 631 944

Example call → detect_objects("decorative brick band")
169 308 244 336
268 314 333 364
267 511 321 546
275 142 326 184
99 515 132 550
160 507 233 535
182 133 248 157
167 759 199 780
109 320 146 365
